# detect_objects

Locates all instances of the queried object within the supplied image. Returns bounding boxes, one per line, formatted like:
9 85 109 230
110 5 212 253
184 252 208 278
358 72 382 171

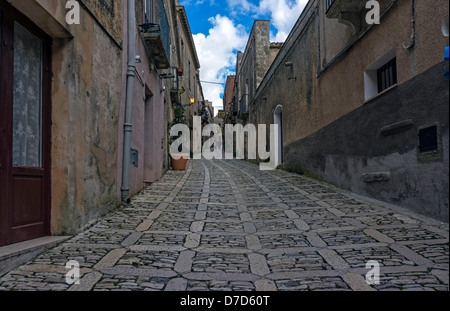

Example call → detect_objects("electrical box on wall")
131 149 139 168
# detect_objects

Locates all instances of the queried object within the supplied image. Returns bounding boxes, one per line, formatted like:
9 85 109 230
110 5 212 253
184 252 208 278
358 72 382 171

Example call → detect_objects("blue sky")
183 0 273 38
180 0 308 114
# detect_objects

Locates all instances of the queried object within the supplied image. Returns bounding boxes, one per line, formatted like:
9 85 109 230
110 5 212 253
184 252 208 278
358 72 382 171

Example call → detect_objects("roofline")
176 5 201 69
242 20 271 58
254 0 317 99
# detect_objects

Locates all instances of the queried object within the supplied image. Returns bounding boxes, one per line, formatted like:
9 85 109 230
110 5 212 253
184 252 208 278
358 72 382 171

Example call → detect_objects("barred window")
377 57 397 93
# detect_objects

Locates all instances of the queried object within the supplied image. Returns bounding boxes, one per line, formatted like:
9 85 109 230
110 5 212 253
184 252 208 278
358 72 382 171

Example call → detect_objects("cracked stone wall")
80 0 123 46
51 2 123 235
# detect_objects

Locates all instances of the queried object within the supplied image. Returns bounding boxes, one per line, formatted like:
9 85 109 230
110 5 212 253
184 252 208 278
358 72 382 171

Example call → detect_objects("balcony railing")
167 67 180 104
139 0 171 69
325 0 336 13
158 0 171 64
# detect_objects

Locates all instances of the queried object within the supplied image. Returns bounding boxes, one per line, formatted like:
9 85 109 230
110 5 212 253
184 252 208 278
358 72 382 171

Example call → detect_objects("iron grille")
159 0 171 64
377 58 397 93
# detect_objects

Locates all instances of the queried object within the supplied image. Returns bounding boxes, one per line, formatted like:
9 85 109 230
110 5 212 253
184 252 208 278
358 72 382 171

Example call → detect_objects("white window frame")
364 49 397 101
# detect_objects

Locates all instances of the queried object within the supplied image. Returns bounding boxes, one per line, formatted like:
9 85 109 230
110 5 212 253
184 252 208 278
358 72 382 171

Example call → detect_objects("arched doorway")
273 105 284 167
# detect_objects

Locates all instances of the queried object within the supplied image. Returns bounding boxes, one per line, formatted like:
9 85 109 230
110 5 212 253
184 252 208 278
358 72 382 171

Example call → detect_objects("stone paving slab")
0 159 448 292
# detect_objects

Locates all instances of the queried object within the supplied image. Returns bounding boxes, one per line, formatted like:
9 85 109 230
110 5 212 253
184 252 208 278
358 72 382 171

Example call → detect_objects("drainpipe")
402 0 416 49
121 0 136 204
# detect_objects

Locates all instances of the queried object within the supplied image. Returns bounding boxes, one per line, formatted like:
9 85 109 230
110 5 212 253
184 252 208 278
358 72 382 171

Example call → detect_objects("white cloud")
180 0 207 6
227 0 259 17
192 1 307 112
258 0 308 41
193 15 248 113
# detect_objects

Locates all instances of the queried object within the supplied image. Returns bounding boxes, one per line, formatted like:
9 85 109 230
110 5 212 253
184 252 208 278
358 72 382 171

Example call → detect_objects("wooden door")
0 1 51 247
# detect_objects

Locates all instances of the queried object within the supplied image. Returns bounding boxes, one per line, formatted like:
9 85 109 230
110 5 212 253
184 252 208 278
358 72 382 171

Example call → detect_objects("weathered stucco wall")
12 0 124 235
80 0 123 46
256 0 449 142
9 0 199 237
284 63 449 221
252 0 449 220
51 3 123 235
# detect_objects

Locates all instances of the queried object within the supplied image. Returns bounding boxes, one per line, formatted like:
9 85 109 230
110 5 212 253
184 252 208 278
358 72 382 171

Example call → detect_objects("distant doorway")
144 88 153 183
273 105 284 167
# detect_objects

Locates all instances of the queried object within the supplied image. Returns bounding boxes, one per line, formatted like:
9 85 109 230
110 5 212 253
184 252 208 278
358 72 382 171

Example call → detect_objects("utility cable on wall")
200 81 226 85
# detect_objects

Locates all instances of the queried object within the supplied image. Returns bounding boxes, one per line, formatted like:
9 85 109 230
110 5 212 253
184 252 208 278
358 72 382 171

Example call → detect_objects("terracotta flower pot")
170 153 189 171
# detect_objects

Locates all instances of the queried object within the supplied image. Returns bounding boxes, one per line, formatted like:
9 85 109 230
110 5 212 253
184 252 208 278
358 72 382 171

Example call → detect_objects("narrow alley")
1 159 448 292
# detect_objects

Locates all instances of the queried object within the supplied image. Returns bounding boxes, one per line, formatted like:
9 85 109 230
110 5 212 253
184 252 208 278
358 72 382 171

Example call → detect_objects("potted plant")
169 104 189 170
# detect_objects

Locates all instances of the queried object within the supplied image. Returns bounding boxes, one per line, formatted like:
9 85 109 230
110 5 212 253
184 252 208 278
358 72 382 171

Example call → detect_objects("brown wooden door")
0 1 51 247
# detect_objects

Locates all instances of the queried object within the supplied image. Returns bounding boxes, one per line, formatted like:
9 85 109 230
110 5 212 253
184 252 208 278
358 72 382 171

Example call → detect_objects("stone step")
0 236 71 277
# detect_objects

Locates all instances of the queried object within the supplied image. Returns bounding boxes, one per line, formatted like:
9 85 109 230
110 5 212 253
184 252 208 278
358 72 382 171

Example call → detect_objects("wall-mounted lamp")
285 61 293 67
135 55 142 63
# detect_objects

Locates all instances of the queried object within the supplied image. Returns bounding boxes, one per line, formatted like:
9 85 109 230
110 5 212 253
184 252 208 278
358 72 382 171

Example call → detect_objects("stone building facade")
223 75 235 114
118 0 172 203
232 20 282 124
0 0 203 247
246 0 449 221
0 0 124 246
205 100 214 124
175 4 204 131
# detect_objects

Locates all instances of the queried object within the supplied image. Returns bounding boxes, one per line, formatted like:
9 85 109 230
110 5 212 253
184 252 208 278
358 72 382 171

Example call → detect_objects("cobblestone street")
0 160 448 291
